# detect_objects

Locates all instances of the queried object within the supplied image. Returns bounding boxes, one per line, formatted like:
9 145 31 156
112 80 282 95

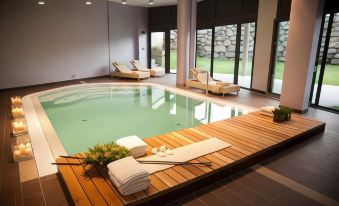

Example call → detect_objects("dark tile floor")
1 75 338 206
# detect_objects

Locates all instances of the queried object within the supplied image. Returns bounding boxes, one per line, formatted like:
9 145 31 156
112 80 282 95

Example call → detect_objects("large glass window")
270 21 290 94
170 30 177 73
151 32 165 68
312 13 339 111
196 29 213 71
213 25 237 83
238 23 255 88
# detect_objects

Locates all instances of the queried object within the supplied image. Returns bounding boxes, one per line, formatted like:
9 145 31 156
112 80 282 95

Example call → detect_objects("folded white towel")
116 135 147 158
107 156 149 186
109 174 150 195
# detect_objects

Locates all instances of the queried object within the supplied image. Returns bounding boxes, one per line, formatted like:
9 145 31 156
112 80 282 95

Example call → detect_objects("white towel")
259 106 277 117
116 136 147 158
107 156 149 186
109 174 150 195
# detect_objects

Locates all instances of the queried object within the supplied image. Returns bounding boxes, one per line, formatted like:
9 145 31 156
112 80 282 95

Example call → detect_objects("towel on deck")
116 135 147 158
107 156 149 195
259 106 277 117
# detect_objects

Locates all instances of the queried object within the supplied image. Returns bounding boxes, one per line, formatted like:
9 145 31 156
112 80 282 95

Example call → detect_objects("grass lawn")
169 50 339 86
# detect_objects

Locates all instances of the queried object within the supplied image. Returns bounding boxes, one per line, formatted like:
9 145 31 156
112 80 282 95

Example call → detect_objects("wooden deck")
56 111 325 206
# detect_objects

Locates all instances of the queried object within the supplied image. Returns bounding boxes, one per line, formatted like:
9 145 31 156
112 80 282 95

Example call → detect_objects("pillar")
280 0 324 112
241 23 250 76
177 0 197 86
251 0 278 92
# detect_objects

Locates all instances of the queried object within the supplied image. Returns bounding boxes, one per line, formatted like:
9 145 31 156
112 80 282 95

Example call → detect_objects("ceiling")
109 0 178 7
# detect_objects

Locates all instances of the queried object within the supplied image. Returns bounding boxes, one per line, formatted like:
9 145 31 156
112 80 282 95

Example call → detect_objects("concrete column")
177 0 197 86
241 23 250 76
252 0 278 92
280 0 324 112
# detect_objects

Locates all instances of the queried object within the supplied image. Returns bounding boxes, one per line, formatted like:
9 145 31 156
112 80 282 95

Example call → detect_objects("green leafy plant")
273 106 293 123
83 142 130 166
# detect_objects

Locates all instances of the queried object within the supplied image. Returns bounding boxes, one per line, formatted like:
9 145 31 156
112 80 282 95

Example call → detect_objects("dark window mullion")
315 13 334 105
210 27 215 78
310 12 327 105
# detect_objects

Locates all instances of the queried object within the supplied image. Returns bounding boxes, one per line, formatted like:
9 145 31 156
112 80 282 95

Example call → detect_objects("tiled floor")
0 74 338 206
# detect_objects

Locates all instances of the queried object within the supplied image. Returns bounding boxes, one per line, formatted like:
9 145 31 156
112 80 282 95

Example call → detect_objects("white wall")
252 0 278 92
0 0 148 89
108 2 148 71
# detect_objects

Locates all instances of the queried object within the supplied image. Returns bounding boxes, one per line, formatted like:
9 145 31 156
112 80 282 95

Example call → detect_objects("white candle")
12 107 24 117
24 147 32 155
14 150 21 157
13 121 27 132
19 143 25 153
11 96 22 105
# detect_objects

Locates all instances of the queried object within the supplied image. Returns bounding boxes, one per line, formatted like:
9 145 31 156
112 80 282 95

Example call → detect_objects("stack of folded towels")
107 156 150 195
259 106 277 117
116 135 147 158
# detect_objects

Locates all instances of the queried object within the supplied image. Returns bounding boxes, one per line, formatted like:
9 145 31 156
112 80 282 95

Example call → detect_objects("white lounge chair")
130 60 165 77
186 68 240 96
111 62 150 82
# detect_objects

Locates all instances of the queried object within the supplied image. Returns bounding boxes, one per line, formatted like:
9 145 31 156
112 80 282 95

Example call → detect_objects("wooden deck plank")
57 112 325 206
56 158 92 206
66 158 108 206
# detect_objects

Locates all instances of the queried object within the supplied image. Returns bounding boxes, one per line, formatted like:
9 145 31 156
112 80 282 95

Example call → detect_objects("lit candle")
19 143 26 153
13 121 27 132
24 147 32 155
25 143 31 148
12 107 24 117
14 149 21 157
11 96 22 105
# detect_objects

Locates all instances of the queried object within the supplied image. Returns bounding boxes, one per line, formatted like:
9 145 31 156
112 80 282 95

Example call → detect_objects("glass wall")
196 29 213 72
213 25 237 83
312 13 339 111
151 32 165 68
238 22 255 88
271 21 290 94
170 30 177 73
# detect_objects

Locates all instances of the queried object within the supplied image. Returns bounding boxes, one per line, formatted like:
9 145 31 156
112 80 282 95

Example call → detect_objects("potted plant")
83 142 130 167
273 106 293 123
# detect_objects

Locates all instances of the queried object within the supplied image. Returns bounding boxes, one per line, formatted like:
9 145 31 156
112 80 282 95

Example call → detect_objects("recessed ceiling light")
149 0 154 5
38 1 45 5
85 1 92 5
122 0 127 4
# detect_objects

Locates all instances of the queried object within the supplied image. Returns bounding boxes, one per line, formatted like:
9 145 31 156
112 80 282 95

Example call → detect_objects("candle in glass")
11 96 22 105
12 107 24 117
13 120 27 132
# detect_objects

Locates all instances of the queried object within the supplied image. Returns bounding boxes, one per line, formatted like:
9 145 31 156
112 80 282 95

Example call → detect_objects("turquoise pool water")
39 85 247 155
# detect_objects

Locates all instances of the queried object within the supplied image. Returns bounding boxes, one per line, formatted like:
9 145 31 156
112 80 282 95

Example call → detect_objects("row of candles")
10 96 33 161
11 96 27 133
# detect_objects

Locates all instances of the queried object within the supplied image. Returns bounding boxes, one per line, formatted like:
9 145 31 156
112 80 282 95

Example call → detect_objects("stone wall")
170 14 339 64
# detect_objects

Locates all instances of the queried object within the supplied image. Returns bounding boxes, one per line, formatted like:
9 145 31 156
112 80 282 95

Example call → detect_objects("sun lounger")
130 60 165 77
111 62 150 82
186 68 240 96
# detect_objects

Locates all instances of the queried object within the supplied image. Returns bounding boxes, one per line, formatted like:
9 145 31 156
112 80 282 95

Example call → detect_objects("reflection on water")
39 86 247 154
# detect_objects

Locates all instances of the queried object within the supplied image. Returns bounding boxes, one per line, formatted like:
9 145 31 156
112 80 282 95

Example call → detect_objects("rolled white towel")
116 135 147 158
107 156 149 187
259 106 277 117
